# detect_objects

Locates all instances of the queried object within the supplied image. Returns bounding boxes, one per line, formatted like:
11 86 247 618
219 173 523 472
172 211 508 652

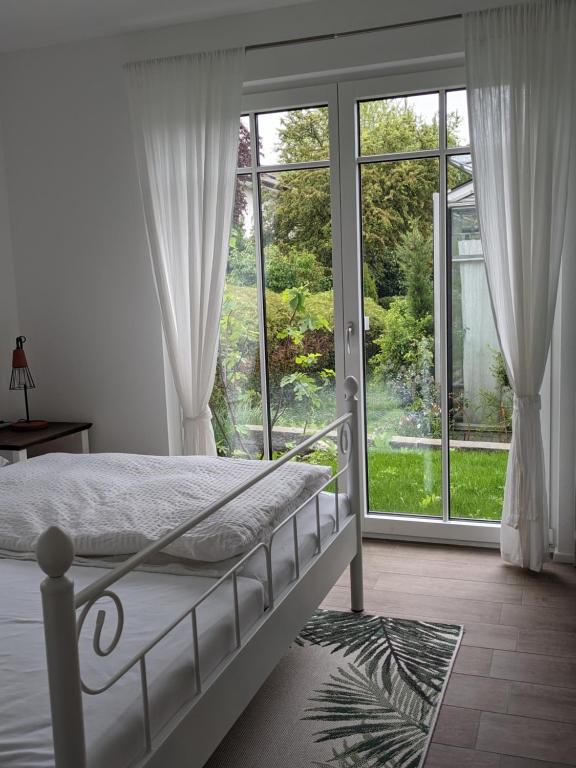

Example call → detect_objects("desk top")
0 422 92 451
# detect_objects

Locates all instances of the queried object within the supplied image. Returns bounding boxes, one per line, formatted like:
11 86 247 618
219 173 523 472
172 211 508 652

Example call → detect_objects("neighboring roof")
447 155 475 207
448 180 475 207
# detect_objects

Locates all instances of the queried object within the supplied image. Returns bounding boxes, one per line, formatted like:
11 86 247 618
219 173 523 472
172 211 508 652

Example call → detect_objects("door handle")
346 322 354 355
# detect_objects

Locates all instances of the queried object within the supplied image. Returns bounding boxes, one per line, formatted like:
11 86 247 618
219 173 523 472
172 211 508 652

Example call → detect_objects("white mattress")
0 452 330 562
0 560 265 768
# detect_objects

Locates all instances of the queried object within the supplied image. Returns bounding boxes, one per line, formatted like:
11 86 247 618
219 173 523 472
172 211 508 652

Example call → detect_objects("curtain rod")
246 13 463 52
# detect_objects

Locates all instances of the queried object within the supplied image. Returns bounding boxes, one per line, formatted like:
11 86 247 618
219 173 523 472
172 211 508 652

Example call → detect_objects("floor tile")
373 572 523 604
360 590 501 625
362 554 515 585
321 585 351 611
517 629 576 658
461 622 518 651
508 682 576 723
490 650 576 689
501 757 572 768
522 581 576 609
444 673 510 713
335 569 379 589
432 706 481 748
424 743 500 767
364 540 500 565
545 563 576 583
477 712 576 765
454 646 494 676
504 562 576 586
501 604 576 634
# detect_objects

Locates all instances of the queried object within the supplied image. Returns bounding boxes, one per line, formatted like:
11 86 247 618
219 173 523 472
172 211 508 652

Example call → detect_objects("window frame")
338 68 502 545
238 84 344 461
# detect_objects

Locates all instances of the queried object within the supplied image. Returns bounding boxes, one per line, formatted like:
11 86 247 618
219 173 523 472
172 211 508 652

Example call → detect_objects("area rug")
205 609 463 768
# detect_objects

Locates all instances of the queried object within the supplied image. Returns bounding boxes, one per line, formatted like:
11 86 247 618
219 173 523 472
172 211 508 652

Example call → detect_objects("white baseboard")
362 531 499 549
552 550 575 564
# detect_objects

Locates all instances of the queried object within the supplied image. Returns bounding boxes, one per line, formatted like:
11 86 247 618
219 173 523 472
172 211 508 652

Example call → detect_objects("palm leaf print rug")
206 609 462 768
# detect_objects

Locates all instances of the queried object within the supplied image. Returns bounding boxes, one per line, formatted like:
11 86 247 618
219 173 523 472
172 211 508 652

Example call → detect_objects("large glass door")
339 71 506 544
210 73 506 544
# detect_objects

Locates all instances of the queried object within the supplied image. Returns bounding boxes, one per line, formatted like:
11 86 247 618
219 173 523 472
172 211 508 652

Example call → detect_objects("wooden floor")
321 539 576 768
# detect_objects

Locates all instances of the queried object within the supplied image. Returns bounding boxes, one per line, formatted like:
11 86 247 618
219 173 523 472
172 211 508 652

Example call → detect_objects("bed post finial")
344 376 364 613
37 526 74 577
36 527 87 768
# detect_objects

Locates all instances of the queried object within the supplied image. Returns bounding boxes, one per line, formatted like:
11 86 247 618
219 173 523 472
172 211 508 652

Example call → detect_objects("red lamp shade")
12 347 29 369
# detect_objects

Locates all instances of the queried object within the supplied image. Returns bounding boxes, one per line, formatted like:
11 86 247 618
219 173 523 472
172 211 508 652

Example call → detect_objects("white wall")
0 38 168 453
0 121 19 420
0 0 572 555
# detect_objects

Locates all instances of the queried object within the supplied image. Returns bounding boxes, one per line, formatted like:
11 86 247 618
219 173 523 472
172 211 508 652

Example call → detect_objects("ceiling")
0 0 319 53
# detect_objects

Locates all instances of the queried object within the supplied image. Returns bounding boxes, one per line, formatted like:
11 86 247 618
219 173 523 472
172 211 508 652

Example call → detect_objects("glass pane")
237 115 251 168
259 167 335 457
446 89 470 148
210 175 264 458
361 158 441 515
359 93 439 156
257 107 329 166
448 155 509 520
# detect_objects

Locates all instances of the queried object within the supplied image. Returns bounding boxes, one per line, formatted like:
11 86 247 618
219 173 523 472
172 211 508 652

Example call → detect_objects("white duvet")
0 453 330 562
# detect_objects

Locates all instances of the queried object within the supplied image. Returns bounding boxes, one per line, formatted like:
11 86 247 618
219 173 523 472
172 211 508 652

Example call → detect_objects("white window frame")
240 84 346 461
337 68 501 546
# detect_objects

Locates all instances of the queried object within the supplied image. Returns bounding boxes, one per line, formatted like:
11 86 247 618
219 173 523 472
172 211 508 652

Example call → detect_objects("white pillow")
0 457 9 468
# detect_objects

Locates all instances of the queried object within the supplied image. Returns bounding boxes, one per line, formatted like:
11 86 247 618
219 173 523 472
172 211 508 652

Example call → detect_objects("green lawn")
307 447 507 521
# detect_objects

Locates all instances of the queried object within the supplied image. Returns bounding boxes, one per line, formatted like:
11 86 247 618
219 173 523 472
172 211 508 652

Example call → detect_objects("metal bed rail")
35 376 362 768
74 456 350 699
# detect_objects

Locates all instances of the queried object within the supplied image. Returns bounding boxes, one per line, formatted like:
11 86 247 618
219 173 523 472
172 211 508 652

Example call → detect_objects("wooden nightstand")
0 422 92 463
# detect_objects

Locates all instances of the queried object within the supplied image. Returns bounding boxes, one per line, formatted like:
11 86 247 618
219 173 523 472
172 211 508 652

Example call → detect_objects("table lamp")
9 336 48 430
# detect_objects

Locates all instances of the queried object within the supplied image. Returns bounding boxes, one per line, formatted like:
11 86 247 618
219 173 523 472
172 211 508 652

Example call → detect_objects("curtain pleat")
126 48 244 455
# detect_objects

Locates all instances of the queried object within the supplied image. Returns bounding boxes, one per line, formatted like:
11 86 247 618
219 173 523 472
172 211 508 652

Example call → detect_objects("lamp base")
11 419 49 431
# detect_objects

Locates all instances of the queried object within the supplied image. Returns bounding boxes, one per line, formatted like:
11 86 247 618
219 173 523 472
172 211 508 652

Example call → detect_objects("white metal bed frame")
35 377 364 768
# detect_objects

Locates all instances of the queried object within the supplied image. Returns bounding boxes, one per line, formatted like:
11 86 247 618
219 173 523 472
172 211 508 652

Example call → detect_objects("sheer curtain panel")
464 1 576 570
126 48 244 455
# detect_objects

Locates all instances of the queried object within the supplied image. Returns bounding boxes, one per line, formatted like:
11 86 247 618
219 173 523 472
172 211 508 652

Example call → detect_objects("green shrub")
265 245 330 293
227 228 257 286
396 225 434 331
371 296 432 377
362 262 379 302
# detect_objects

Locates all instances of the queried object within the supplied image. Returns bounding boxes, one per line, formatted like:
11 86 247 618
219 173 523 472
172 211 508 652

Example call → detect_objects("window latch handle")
346 322 354 355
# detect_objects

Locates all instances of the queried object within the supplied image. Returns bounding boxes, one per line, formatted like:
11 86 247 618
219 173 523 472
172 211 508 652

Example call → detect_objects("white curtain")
464 1 576 570
126 48 244 455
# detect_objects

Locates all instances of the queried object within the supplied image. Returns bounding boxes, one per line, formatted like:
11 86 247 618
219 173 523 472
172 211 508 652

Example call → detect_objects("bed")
0 377 363 768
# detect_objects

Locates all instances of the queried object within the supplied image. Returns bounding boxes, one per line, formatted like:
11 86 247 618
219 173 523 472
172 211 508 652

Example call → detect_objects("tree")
396 225 434 332
265 101 460 304
233 122 252 225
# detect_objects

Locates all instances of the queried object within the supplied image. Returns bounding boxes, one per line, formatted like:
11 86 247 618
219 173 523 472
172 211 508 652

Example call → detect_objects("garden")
209 99 510 521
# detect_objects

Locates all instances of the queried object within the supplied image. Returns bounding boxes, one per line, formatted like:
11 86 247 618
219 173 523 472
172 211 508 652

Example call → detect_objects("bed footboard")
36 376 363 768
